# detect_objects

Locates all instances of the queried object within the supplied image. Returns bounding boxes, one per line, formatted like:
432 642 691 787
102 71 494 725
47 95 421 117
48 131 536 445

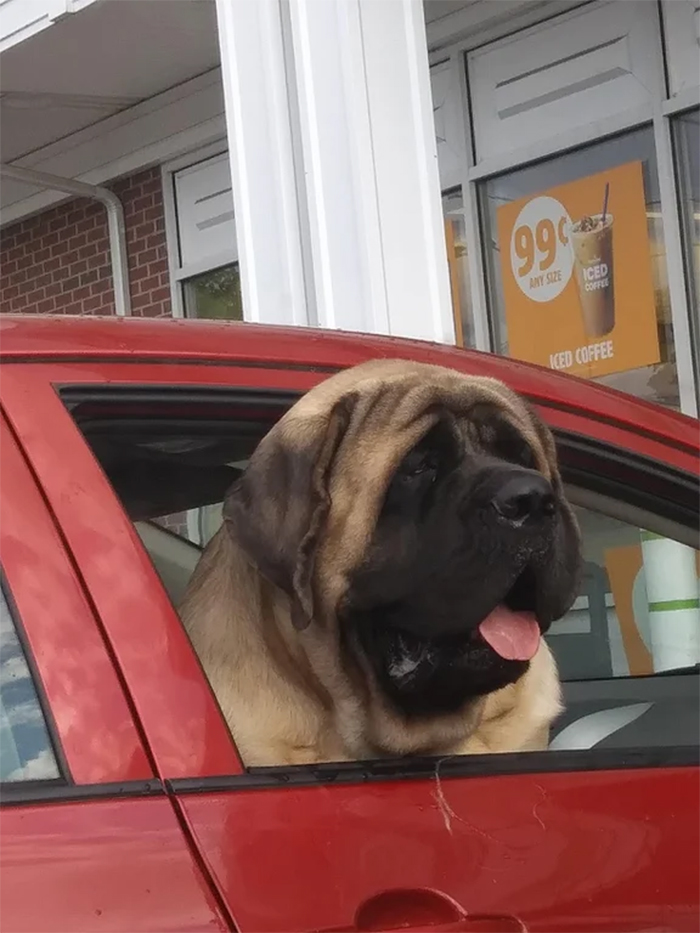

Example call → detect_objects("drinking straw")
602 182 610 223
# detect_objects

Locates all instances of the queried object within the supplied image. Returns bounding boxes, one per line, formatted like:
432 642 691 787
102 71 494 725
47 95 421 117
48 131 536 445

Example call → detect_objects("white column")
285 0 455 342
641 532 700 672
214 0 308 326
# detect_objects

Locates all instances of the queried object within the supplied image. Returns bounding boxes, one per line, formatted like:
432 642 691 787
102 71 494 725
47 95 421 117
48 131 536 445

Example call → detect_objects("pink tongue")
478 607 540 661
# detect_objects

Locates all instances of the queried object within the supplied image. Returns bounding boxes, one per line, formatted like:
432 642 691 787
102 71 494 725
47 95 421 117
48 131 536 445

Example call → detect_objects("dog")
179 359 582 766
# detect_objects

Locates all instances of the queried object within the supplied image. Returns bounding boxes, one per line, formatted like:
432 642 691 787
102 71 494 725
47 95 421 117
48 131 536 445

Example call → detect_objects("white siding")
0 0 97 53
662 0 700 99
174 153 236 271
468 1 664 163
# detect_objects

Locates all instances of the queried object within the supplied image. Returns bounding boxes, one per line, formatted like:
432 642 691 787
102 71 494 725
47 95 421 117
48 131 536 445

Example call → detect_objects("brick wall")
0 167 172 317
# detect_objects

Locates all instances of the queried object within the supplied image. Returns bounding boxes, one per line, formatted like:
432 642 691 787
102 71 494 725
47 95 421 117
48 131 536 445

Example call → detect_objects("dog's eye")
482 420 536 469
495 434 535 469
389 422 458 503
398 451 438 481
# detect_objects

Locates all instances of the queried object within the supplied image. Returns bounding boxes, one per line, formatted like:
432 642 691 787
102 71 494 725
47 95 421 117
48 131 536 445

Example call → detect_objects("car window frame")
2 361 697 787
61 380 700 782
0 404 158 806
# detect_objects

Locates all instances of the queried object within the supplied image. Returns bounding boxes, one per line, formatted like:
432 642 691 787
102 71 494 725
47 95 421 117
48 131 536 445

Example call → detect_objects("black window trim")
59 380 700 457
1 748 696 806
60 385 301 413
557 432 699 530
0 572 72 787
0 778 163 808
167 745 699 795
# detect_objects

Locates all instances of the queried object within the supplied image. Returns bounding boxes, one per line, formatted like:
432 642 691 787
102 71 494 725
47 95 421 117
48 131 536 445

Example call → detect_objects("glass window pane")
442 189 475 348
480 127 681 409
183 263 243 321
152 511 191 539
673 108 700 390
151 503 224 549
0 587 61 783
546 506 700 681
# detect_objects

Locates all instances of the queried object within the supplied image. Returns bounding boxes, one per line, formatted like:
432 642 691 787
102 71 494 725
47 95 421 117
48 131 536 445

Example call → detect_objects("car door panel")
1 796 230 933
4 361 698 932
168 763 698 933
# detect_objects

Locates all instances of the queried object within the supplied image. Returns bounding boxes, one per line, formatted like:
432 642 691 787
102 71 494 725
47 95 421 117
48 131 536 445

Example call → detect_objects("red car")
1 315 698 933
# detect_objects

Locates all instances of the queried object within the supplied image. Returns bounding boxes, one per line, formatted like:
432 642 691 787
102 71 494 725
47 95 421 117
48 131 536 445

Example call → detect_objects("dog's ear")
223 394 356 629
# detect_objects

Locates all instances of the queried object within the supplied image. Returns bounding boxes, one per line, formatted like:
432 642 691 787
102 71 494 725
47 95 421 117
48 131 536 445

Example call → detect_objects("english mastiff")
180 359 581 766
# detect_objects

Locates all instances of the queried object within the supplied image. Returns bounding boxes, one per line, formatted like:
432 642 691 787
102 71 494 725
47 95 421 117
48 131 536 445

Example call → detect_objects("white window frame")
431 0 699 417
161 141 233 319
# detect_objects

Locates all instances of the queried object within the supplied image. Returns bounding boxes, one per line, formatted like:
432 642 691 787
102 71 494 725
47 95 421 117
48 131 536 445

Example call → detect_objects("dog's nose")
491 473 555 525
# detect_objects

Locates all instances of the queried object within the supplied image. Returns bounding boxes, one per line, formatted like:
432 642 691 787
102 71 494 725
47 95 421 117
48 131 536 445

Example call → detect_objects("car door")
0 409 230 933
3 359 698 933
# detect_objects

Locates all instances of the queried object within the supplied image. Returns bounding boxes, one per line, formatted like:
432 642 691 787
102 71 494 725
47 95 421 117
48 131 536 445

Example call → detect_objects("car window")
152 503 224 550
64 386 699 759
0 584 62 783
549 508 699 680
546 504 699 752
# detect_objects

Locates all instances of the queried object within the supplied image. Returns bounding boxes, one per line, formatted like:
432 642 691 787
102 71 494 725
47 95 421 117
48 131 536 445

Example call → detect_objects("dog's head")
224 359 581 731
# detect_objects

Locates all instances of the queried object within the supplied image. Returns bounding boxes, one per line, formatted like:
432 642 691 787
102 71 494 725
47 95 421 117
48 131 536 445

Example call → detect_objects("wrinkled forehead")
292 358 526 420
291 358 541 453
287 360 550 500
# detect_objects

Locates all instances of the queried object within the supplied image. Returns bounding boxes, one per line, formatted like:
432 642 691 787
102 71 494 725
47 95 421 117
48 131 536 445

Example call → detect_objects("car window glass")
548 506 700 680
544 503 699 752
0 586 61 783
153 502 226 549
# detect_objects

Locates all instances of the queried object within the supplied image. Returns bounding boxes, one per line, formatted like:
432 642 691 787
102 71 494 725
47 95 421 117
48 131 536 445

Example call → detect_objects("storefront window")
673 109 700 392
480 127 680 409
442 189 474 348
183 263 243 321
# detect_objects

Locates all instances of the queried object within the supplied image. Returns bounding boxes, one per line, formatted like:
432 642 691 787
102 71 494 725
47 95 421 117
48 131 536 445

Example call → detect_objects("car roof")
1 314 697 452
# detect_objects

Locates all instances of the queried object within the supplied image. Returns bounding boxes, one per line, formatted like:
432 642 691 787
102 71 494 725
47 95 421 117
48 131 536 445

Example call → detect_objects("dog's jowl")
180 359 582 766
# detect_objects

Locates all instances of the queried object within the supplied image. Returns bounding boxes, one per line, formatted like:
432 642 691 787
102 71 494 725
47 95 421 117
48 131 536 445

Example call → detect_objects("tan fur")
180 359 565 766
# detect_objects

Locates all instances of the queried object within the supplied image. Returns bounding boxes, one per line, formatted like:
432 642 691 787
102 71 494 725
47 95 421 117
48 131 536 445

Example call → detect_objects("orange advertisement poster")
496 161 660 378
604 544 652 676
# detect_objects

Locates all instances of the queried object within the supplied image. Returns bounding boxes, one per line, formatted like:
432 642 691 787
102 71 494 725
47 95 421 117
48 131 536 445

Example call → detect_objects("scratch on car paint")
432 758 506 849
432 758 457 834
532 783 548 831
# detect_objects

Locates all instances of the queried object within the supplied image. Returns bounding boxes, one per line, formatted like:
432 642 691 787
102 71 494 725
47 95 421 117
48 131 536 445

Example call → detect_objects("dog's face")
342 405 580 720
224 359 581 729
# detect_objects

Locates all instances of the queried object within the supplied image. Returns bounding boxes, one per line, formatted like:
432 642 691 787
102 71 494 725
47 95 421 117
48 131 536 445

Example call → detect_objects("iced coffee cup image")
571 210 615 337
